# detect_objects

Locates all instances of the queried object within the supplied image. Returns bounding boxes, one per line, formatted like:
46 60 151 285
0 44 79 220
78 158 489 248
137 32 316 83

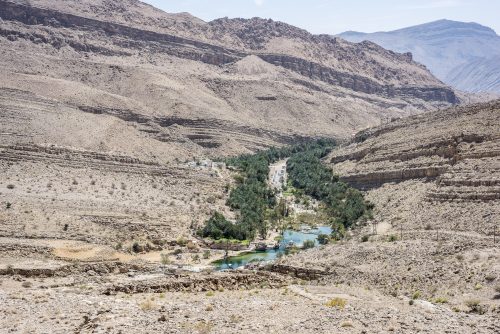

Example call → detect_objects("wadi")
0 1 498 333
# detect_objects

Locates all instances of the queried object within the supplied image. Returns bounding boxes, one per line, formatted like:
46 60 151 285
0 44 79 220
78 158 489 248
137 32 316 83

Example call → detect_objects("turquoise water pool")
213 226 332 270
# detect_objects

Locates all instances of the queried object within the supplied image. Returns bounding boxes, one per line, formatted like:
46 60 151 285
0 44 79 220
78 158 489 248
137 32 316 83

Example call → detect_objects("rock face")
327 100 499 233
339 19 500 93
0 0 459 162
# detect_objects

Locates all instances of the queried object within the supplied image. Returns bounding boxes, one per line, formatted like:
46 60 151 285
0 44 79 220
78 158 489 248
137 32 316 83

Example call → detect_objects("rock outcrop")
327 100 499 234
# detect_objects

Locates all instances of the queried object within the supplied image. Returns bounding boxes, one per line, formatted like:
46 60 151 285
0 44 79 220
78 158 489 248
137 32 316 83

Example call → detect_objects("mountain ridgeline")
338 19 500 93
0 0 459 163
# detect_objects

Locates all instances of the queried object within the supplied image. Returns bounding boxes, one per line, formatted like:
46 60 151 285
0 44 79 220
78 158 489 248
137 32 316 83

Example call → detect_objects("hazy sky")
143 0 499 35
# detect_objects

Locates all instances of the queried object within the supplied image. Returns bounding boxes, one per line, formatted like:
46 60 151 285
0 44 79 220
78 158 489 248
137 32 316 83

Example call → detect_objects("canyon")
0 1 498 333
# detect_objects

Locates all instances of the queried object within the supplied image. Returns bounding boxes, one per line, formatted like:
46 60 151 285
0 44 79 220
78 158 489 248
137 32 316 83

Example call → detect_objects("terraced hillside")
0 0 459 162
327 100 499 234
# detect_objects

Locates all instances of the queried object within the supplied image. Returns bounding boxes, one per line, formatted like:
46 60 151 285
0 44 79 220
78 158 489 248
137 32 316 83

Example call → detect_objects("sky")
143 0 500 35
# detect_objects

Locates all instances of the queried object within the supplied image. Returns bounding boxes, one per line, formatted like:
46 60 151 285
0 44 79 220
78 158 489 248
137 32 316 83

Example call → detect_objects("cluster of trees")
200 138 371 241
201 140 334 241
198 211 250 240
287 146 373 229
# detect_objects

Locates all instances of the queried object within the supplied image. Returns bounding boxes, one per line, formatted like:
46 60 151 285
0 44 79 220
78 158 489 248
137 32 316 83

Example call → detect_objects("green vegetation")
302 240 315 249
286 144 373 229
317 234 330 245
199 212 250 240
160 253 170 265
325 297 346 309
200 138 372 242
203 250 211 259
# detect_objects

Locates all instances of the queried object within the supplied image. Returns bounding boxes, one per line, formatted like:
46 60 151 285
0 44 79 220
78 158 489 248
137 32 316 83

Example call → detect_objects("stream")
213 226 331 270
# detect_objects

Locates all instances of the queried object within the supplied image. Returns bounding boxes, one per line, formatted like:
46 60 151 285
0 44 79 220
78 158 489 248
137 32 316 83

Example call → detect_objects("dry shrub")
139 299 156 311
325 297 346 309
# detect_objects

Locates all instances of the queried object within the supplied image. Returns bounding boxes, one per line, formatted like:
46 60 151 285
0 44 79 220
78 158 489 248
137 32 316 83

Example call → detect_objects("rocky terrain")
277 100 500 331
0 1 498 333
0 0 458 162
339 19 500 94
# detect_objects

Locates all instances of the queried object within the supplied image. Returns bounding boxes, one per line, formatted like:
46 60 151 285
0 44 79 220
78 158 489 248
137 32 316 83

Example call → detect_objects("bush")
6 184 14 189
199 212 250 241
176 237 188 247
63 224 69 232
412 291 421 300
203 250 211 259
160 253 170 265
325 298 346 309
132 242 141 253
388 235 398 242
317 234 330 245
361 235 370 242
139 299 156 311
434 297 448 304
465 299 487 314
302 240 315 249
6 202 11 209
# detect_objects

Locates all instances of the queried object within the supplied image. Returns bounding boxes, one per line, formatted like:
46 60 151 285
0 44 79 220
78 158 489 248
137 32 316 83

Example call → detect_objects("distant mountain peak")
338 19 500 93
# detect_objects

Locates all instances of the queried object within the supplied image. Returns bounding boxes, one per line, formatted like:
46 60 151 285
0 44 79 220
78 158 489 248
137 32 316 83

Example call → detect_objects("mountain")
0 0 458 163
338 19 500 93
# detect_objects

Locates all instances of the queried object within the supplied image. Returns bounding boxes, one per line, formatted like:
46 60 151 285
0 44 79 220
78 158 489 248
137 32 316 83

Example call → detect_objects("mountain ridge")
0 0 457 163
338 19 500 93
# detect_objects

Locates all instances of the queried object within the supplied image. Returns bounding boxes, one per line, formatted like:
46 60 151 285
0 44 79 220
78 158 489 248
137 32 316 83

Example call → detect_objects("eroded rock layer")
0 0 460 162
327 100 500 233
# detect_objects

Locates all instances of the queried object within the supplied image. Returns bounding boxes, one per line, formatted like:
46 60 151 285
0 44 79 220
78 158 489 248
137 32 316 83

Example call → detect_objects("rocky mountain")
0 0 458 163
339 19 500 93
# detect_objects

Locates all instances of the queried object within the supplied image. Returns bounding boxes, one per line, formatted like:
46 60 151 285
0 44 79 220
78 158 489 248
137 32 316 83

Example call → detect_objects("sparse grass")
193 321 213 334
474 283 483 290
434 297 448 304
325 298 346 309
465 299 487 314
205 291 214 297
412 291 421 300
205 304 214 311
139 299 156 311
229 314 243 323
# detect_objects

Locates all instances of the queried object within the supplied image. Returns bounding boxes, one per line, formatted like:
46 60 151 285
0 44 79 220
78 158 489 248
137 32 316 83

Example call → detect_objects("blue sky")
143 0 499 34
